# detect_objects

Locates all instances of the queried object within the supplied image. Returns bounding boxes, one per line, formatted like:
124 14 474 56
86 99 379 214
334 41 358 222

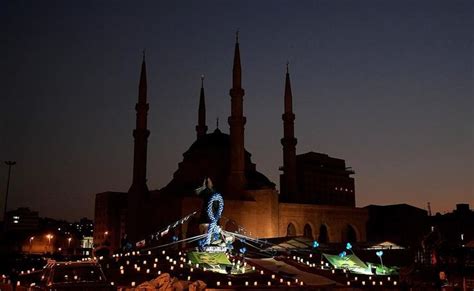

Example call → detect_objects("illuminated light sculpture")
203 192 224 246
313 240 320 248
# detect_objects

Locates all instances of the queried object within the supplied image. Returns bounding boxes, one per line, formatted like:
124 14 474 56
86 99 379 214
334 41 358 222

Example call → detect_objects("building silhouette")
93 35 368 251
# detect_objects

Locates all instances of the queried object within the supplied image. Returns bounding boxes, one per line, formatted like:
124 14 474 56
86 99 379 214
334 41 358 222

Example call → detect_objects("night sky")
1 0 472 221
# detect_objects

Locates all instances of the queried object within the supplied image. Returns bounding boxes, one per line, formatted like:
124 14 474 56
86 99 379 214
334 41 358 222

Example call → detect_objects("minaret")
227 31 246 197
280 63 298 202
196 75 208 138
127 52 150 241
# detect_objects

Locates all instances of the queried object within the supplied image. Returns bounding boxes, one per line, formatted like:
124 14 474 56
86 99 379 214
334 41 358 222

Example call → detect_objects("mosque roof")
159 128 275 197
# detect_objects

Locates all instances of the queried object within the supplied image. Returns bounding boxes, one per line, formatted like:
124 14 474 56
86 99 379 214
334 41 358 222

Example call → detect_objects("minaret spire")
127 52 150 241
196 75 208 138
138 50 147 106
280 63 298 202
228 31 246 196
232 31 242 89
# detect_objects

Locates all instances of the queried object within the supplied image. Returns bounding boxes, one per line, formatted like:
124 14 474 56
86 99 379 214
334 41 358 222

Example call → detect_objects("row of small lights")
11 246 396 289
289 253 398 286
106 249 304 288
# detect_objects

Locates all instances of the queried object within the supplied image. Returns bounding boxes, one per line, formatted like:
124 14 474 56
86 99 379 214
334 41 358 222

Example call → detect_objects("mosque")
93 35 368 252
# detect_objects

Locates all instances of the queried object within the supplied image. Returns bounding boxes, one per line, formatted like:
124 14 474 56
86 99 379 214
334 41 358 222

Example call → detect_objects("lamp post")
29 236 34 254
46 234 53 253
68 237 72 254
3 161 16 223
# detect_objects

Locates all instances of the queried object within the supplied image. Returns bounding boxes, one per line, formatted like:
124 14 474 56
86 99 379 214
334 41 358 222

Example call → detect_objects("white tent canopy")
365 241 404 250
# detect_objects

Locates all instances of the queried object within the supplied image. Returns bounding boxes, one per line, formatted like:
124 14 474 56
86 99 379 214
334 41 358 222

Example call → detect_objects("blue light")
346 242 352 250
339 251 347 258
204 192 224 246
239 247 247 254
376 251 383 257
312 240 319 248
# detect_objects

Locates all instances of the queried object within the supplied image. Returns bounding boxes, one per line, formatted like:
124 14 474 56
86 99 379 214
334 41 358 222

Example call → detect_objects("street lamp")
68 237 72 248
3 161 16 223
29 236 34 254
46 234 53 253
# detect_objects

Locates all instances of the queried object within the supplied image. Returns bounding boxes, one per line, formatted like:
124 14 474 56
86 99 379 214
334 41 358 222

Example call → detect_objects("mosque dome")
160 128 275 197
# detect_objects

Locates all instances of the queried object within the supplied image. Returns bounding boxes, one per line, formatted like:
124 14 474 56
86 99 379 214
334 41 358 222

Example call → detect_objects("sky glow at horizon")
0 0 472 220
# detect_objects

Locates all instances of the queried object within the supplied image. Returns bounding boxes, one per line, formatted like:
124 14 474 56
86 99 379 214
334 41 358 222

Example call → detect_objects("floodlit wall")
279 203 368 242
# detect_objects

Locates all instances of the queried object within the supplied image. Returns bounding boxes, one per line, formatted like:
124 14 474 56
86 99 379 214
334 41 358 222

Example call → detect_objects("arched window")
287 223 296 237
318 224 329 243
345 224 357 243
303 224 313 239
